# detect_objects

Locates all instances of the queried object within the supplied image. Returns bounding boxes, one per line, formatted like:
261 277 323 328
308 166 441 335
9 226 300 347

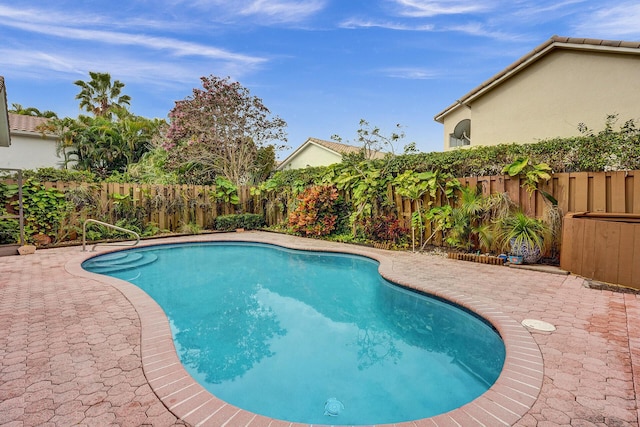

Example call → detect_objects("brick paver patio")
1 231 638 426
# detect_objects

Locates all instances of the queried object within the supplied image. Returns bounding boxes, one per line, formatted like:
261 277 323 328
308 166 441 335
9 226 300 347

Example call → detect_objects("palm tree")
74 72 131 118
9 103 58 118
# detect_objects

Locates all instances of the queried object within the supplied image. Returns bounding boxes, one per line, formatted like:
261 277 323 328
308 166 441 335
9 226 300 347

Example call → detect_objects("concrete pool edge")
65 233 543 427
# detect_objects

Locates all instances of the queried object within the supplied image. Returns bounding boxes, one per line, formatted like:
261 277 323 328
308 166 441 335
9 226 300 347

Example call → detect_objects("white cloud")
240 0 327 23
572 2 640 38
382 67 440 79
340 18 434 31
1 19 266 66
165 0 327 24
444 22 515 40
0 47 246 87
390 0 494 17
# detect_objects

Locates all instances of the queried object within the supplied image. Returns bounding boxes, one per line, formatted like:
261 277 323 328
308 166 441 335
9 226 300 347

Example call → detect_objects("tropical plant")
288 185 339 236
165 75 287 186
74 71 131 118
39 113 162 175
393 170 436 243
446 186 494 252
5 179 68 242
496 211 550 263
358 213 408 245
333 161 391 236
502 157 552 195
0 217 19 244
212 177 240 205
9 103 58 118
181 221 202 234
392 170 456 249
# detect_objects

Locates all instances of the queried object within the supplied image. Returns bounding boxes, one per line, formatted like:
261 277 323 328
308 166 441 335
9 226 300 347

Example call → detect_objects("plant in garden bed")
0 218 19 244
496 211 550 264
288 185 340 236
214 213 265 231
392 170 459 250
446 186 493 253
181 221 202 234
4 179 68 244
333 161 391 236
445 188 516 254
357 213 409 248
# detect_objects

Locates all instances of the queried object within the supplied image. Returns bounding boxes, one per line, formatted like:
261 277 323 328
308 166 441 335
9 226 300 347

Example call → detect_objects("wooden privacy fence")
561 213 640 290
391 170 640 238
458 170 640 217
39 181 240 232
4 170 640 234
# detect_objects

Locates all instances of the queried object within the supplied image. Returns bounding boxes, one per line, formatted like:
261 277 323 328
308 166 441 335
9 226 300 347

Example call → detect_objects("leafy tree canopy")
39 111 164 177
74 71 131 119
164 75 287 186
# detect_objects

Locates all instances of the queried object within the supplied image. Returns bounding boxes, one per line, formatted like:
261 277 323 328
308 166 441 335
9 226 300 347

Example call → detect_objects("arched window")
449 119 471 148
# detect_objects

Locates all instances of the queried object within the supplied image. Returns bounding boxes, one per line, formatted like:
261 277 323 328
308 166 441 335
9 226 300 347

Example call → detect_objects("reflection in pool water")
83 242 505 425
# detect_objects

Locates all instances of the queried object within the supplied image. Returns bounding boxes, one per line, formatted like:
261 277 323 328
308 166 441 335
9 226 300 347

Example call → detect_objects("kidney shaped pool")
83 242 505 425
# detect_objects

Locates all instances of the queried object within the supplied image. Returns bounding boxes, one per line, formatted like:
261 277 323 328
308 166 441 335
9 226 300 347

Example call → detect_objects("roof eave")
10 129 57 139
0 77 10 147
275 137 320 171
433 36 640 122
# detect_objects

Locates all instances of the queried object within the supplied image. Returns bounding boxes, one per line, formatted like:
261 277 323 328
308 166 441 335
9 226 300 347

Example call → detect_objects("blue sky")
1 1 639 159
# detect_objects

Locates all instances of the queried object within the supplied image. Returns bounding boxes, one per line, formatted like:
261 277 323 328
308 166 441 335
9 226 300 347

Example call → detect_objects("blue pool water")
83 242 505 425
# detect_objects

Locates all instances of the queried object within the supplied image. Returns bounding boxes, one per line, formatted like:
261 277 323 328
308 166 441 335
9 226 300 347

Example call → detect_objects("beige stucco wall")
443 49 640 149
0 133 63 169
280 143 342 170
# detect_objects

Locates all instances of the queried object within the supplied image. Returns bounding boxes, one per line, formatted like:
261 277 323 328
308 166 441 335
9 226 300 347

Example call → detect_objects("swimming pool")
83 242 505 425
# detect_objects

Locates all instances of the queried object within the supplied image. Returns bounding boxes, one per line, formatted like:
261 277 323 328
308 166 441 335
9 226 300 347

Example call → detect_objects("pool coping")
65 234 543 427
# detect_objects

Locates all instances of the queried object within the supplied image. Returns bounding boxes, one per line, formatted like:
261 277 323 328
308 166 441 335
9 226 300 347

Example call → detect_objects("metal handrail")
82 219 140 252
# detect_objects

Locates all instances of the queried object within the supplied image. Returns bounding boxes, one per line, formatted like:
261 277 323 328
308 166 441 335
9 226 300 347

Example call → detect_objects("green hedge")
214 214 265 231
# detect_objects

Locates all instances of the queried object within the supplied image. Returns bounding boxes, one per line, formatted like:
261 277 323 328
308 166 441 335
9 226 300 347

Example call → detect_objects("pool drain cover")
522 318 556 332
324 398 344 416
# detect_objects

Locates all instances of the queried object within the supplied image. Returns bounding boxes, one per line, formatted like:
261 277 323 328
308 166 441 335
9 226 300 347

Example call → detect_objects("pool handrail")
82 219 140 252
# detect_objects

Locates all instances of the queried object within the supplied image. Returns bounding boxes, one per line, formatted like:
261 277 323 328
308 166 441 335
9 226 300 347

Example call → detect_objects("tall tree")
74 71 131 118
165 75 287 186
39 112 162 175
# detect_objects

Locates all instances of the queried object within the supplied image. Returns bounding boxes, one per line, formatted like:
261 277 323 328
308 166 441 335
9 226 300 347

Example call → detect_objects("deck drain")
521 319 556 332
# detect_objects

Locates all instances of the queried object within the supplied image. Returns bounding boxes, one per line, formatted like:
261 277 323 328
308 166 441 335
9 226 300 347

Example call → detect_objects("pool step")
84 252 158 274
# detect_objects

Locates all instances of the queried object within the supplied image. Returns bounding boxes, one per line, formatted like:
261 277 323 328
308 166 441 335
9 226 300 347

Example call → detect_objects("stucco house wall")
435 37 640 150
279 142 342 170
277 137 385 171
0 114 62 170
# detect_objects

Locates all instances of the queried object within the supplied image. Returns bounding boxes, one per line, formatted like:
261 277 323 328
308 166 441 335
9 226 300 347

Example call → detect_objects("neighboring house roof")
0 76 9 147
277 137 386 170
434 36 640 123
307 138 384 159
8 113 51 133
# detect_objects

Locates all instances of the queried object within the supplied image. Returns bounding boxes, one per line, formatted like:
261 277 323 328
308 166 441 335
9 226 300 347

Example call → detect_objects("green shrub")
22 167 97 183
288 185 339 236
214 214 265 231
0 218 19 244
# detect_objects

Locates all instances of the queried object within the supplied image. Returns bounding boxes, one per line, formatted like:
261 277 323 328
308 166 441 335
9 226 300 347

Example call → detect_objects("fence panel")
561 213 640 289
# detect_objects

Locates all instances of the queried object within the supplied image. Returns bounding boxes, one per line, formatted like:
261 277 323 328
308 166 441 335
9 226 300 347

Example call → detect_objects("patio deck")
0 231 638 426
